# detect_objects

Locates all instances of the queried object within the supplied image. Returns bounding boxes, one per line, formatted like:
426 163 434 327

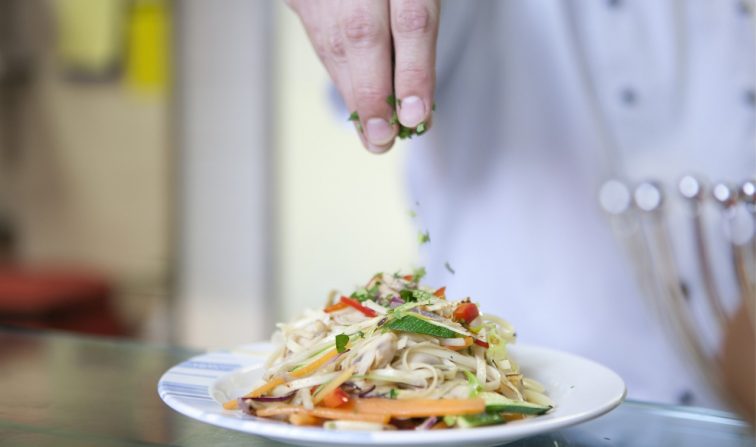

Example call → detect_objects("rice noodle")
227 271 552 430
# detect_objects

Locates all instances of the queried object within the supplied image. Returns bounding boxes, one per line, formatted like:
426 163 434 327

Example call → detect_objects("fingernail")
366 118 395 146
398 96 425 127
366 143 392 154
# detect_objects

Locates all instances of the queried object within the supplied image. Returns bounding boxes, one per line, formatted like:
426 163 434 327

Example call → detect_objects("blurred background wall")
0 0 419 348
0 0 172 339
274 3 418 325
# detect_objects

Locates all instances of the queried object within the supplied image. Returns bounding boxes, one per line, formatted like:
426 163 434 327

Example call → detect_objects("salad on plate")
223 270 553 431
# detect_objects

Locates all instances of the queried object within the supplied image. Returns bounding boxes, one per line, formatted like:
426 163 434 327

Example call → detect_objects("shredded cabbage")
231 271 552 430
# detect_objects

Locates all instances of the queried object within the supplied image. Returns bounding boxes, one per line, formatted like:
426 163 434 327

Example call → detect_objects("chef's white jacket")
406 0 755 407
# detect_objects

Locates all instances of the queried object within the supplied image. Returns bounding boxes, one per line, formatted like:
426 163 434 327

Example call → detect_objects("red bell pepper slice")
340 296 378 317
473 338 490 348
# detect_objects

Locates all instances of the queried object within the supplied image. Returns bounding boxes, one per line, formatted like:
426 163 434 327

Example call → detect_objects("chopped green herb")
416 122 427 135
408 209 416 218
347 111 363 133
351 283 379 302
444 261 456 275
350 287 368 302
384 95 431 140
356 331 365 339
398 288 432 303
398 125 415 139
418 230 431 245
389 110 399 125
335 333 349 353
432 102 437 111
413 266 427 281
388 388 399 399
399 290 414 302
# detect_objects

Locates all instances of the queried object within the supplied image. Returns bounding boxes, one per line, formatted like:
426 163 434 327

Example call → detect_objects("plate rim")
158 343 626 445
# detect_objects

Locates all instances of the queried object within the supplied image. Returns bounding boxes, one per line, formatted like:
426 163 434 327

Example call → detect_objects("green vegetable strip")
384 315 459 338
464 370 482 397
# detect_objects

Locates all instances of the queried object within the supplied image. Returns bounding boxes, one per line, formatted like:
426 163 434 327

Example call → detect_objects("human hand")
286 0 440 153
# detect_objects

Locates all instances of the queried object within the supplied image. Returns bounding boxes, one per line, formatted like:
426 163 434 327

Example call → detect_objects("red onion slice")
411 309 445 321
357 385 376 398
237 398 255 415
240 391 295 403
415 416 438 430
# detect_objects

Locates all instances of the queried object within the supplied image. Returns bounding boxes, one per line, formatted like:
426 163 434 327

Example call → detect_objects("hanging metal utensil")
678 176 730 330
600 175 756 408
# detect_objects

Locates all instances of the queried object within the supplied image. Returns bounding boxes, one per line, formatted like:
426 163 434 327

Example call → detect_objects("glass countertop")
0 327 752 446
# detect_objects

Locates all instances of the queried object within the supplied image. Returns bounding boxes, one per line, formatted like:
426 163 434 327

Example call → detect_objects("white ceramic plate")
158 343 625 447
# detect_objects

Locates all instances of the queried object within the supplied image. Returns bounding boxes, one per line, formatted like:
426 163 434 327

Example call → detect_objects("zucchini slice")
455 412 504 428
480 392 552 415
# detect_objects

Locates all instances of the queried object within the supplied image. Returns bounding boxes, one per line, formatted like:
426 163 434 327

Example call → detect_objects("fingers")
319 2 358 115
340 0 396 153
288 1 367 145
390 0 439 129
286 1 353 106
290 0 437 153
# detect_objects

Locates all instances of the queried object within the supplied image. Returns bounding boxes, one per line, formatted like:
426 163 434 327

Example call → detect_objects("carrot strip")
310 407 389 424
289 413 322 426
255 406 303 417
290 349 339 378
312 366 355 405
324 302 349 313
353 398 485 417
223 376 286 409
223 400 239 410
224 348 341 409
249 377 286 397
433 287 446 298
256 405 389 424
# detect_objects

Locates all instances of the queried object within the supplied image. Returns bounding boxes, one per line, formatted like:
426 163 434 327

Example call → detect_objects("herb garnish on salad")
223 271 553 430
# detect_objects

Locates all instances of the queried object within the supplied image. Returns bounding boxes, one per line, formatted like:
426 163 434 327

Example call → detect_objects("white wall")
175 0 274 348
174 2 420 348
275 5 418 321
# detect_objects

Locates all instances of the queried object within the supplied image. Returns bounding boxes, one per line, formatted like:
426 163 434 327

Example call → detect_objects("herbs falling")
347 111 362 133
334 333 349 353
